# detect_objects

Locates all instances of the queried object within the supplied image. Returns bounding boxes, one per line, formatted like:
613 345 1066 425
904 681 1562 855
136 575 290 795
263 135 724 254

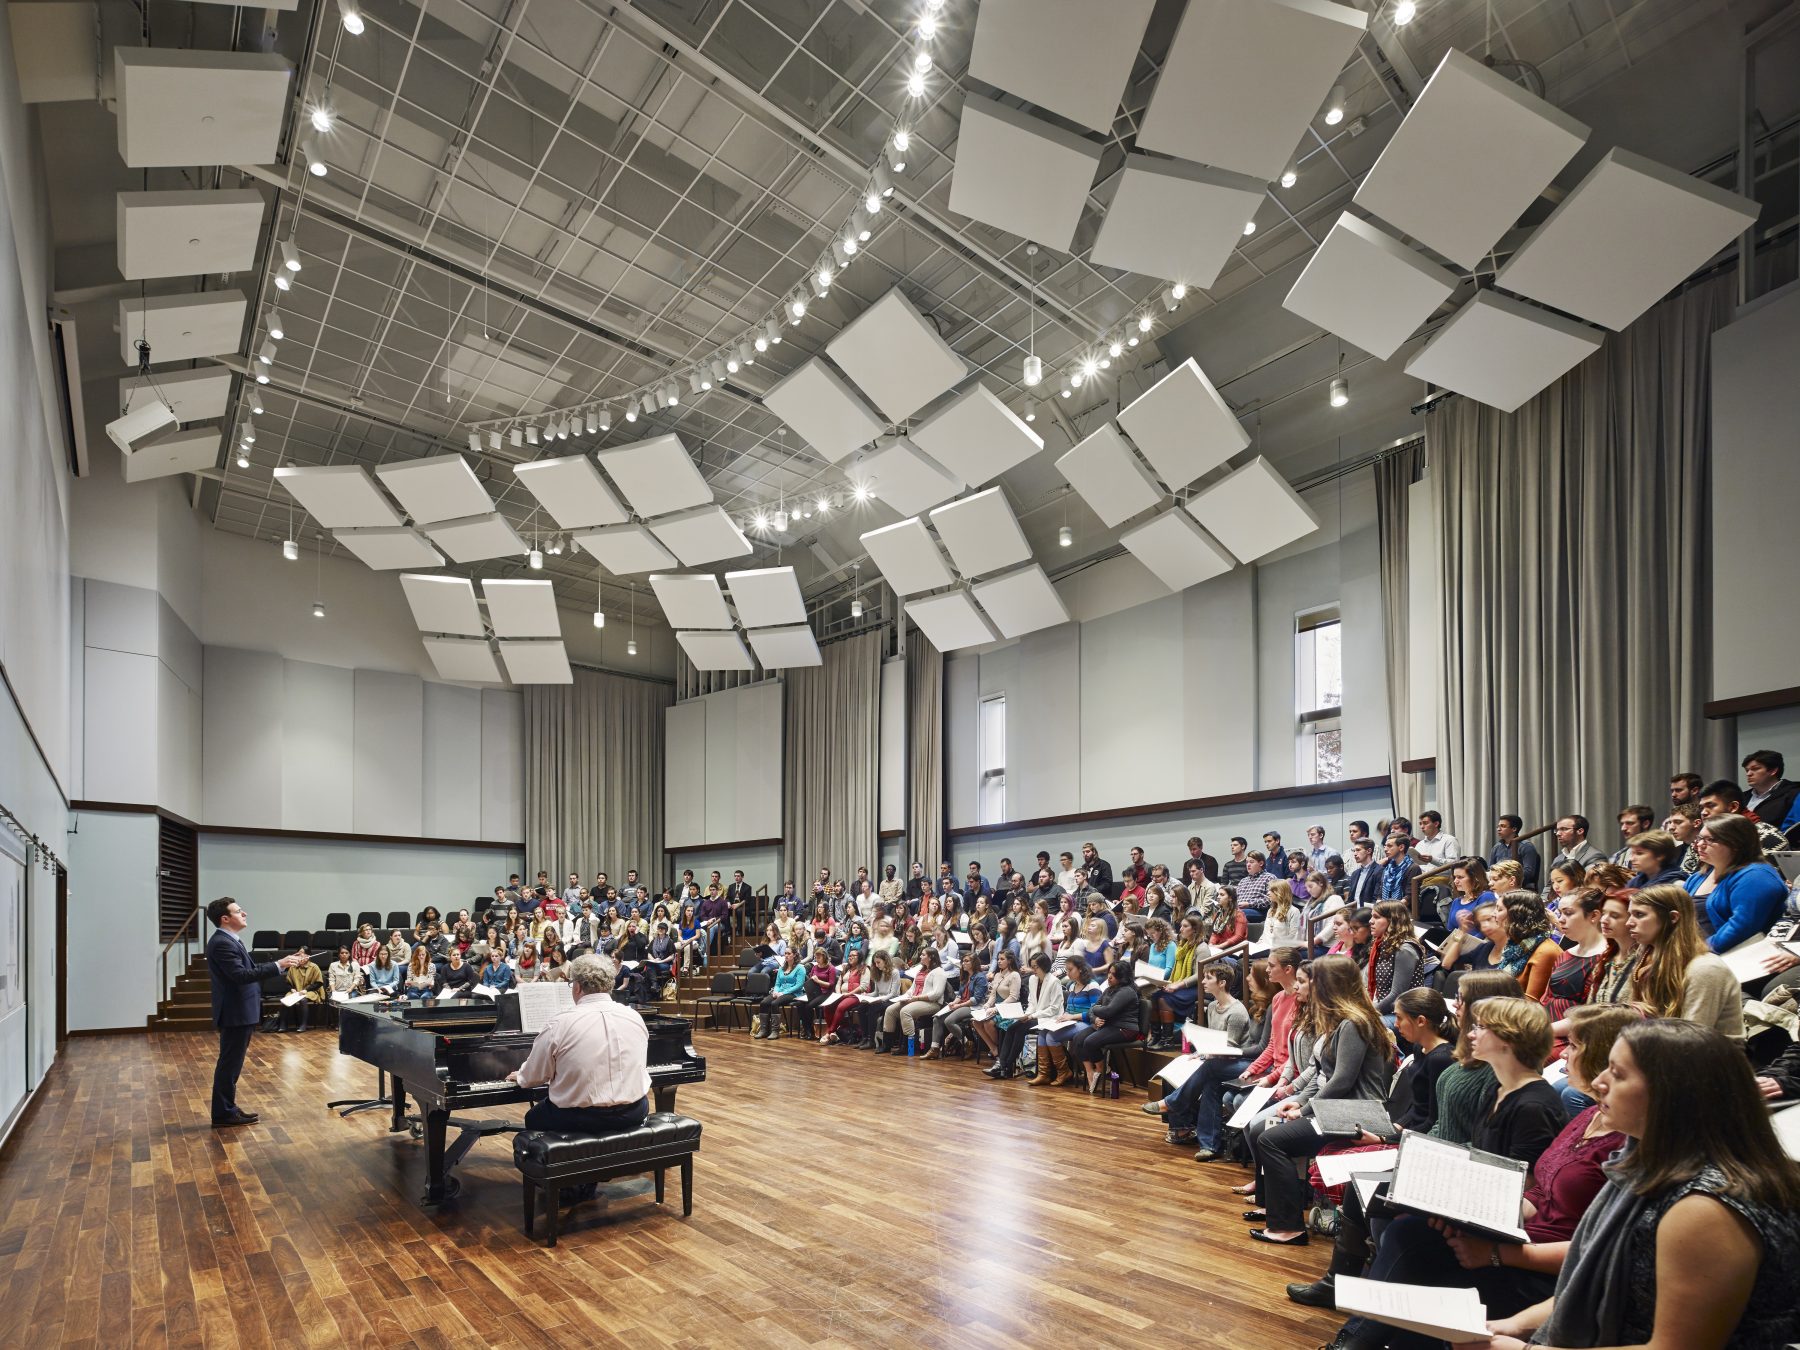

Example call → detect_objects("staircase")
149 952 216 1031
668 928 759 1028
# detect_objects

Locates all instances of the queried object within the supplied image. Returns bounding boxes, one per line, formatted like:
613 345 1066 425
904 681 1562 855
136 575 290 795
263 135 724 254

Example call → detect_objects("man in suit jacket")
724 870 756 932
1343 838 1384 908
206 896 304 1127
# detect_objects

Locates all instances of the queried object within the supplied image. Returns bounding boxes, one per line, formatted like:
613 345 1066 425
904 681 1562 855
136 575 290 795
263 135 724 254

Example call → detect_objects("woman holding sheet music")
990 952 1063 1081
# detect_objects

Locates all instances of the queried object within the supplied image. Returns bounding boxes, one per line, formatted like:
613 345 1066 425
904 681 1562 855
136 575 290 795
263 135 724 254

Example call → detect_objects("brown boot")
1027 1045 1057 1086
922 1046 941 1061
1050 1046 1075 1086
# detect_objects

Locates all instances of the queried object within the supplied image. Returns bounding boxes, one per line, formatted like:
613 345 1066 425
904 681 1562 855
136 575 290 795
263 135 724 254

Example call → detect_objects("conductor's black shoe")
211 1112 258 1127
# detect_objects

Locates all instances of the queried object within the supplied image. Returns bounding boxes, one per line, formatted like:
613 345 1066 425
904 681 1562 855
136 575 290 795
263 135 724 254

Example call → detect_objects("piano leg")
389 1078 409 1133
653 1084 676 1115
421 1107 458 1205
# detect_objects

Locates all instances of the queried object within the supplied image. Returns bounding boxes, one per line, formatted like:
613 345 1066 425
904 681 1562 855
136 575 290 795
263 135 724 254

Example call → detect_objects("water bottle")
908 1032 917 1057
1107 1072 1120 1099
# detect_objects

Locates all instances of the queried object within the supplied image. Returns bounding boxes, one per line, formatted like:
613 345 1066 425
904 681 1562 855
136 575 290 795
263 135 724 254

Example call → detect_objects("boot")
769 1018 783 1040
1050 1046 1075 1087
753 1014 768 1038
1026 1046 1054 1086
1285 1273 1336 1309
872 1032 886 1053
922 1044 941 1061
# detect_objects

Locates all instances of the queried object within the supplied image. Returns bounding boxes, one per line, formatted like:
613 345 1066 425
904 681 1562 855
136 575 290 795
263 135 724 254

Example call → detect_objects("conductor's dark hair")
206 896 237 927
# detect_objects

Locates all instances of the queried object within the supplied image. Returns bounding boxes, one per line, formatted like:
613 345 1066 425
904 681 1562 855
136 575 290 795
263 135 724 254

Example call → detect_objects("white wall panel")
1181 570 1257 798
665 700 706 847
423 682 483 839
733 682 783 841
1081 596 1182 810
879 660 904 832
84 578 158 656
65 811 160 1032
156 662 200 822
82 647 158 803
353 669 424 836
281 660 354 834
202 646 284 827
703 687 737 844
1010 623 1081 821
479 689 523 843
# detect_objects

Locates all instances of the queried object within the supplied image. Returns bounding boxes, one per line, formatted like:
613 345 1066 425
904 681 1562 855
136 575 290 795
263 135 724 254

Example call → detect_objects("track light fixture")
267 310 286 340
597 409 611 432
690 371 704 394
236 450 250 468
1393 0 1416 24
624 404 638 423
310 106 333 133
528 548 544 570
1243 219 1257 236
340 5 365 35
257 339 275 365
1323 85 1346 126
1330 375 1350 408
765 317 782 346
1059 525 1073 548
273 269 291 292
312 601 325 619
1280 162 1299 189
280 239 302 273
300 138 326 176
282 538 299 562
789 293 808 320
250 392 264 414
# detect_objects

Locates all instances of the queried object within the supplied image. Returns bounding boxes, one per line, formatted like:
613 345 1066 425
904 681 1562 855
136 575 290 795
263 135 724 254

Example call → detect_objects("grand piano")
336 995 705 1204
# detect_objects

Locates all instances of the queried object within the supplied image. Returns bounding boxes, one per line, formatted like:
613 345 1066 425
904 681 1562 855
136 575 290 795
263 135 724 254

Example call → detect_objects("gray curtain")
523 667 672 882
783 630 882 882
1427 275 1735 843
1375 440 1426 825
905 627 945 874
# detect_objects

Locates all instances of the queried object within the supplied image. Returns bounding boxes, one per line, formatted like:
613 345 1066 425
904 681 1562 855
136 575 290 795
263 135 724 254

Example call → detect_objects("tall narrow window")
1296 610 1343 784
978 695 1006 825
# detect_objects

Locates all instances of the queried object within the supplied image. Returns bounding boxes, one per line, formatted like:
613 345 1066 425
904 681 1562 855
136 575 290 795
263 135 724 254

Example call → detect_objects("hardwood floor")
0 1027 1342 1349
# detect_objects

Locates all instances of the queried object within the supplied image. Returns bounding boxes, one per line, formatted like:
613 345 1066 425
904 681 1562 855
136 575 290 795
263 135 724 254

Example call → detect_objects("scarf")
1498 930 1550 975
1170 940 1198 984
1380 858 1411 898
1534 1148 1650 1347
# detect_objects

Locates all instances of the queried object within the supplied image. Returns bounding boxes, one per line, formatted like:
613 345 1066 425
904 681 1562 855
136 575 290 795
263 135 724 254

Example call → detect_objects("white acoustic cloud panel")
1119 510 1237 593
274 464 405 528
118 290 246 365
905 590 1000 653
423 637 503 683
677 630 755 672
927 487 1031 579
332 526 443 570
1056 423 1164 527
1116 358 1249 491
825 288 968 423
375 454 494 524
1187 456 1320 562
1354 49 1589 270
725 566 806 629
647 504 753 567
401 574 484 636
649 573 733 630
571 522 677 576
512 454 628 529
746 625 822 669
1137 0 1368 181
422 512 528 564
498 639 573 684
114 48 290 168
121 426 219 483
1495 148 1761 331
861 517 956 597
1404 290 1603 413
481 579 561 638
948 94 1103 252
117 189 264 280
596 434 711 516
761 359 888 464
967 0 1155 134
972 564 1070 640
909 383 1044 489
860 439 964 518
1283 213 1460 360
120 364 233 424
1091 155 1268 288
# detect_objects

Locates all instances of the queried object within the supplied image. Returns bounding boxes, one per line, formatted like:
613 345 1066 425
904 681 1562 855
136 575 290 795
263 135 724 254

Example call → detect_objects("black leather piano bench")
513 1113 702 1247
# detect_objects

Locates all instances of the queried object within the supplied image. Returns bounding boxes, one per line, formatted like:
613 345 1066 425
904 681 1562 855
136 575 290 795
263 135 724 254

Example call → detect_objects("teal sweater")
774 964 807 996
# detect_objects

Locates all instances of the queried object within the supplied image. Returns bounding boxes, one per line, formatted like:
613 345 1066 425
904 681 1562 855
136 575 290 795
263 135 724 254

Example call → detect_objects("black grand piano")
336 995 705 1204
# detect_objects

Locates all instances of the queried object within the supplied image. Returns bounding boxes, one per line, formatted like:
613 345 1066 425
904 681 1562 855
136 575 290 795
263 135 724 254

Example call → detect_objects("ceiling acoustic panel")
909 384 1045 489
905 591 1001 653
948 94 1104 251
273 464 405 528
481 579 562 638
677 630 755 672
1056 423 1164 527
596 434 711 516
422 512 528 564
571 523 677 576
649 573 733 630
1403 290 1603 413
972 564 1071 640
1137 0 1368 181
761 358 887 464
725 566 807 629
121 425 218 483
118 290 246 365
1495 148 1761 331
498 639 574 685
423 637 503 684
375 454 494 524
512 454 628 530
1116 358 1249 491
400 574 484 636
647 504 753 567
1119 510 1237 593
117 189 264 280
927 488 1031 579
859 439 964 518
120 364 233 424
825 288 968 423
1283 213 1461 360
860 517 956 597
332 526 443 571
967 0 1155 134
1187 456 1321 562
114 48 291 168
746 625 823 670
1091 155 1268 288
1354 49 1589 270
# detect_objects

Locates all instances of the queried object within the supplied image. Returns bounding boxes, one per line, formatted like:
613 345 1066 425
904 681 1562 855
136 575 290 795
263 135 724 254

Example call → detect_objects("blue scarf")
1380 858 1411 898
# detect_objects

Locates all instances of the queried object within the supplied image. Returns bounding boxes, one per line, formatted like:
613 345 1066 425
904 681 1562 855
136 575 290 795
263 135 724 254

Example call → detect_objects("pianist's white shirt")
513 991 651 1109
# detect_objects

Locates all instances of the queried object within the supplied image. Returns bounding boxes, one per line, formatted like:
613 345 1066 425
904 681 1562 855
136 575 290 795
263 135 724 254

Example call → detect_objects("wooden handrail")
1407 819 1559 921
160 904 200 959
159 906 202 1012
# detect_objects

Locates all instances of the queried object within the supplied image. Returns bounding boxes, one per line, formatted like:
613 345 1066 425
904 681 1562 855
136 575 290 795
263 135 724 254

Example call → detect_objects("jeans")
1164 1055 1253 1148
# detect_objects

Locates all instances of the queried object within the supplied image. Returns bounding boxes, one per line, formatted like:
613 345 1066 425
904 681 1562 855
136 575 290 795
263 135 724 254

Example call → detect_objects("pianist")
507 953 651 1136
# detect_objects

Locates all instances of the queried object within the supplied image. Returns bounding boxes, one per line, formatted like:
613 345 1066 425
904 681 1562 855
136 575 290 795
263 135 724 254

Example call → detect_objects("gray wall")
64 812 160 1033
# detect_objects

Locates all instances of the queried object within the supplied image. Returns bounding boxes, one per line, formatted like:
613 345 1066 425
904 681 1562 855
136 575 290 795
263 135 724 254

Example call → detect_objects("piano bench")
513 1113 702 1247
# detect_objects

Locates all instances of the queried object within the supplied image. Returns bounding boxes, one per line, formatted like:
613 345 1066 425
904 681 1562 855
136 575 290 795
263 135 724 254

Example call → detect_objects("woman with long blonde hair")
1626 883 1743 1040
1262 880 1306 946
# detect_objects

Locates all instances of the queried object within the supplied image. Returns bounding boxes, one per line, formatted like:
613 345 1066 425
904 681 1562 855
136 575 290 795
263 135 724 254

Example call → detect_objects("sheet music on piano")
515 981 573 1034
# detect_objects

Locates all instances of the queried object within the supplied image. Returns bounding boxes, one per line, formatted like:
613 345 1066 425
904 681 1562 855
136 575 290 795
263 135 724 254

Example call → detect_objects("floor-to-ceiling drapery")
1375 440 1426 826
783 630 882 883
905 628 944 875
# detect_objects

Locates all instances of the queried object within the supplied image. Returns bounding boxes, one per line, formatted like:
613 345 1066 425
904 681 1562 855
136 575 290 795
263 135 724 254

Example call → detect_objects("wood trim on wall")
946 775 1391 839
70 801 522 852
878 829 903 840
663 837 783 854
1705 686 1800 719
1400 757 1437 774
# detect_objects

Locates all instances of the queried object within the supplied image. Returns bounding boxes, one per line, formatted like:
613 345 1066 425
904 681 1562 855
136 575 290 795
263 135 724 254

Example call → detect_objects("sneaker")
1164 1129 1197 1146
1191 1146 1218 1162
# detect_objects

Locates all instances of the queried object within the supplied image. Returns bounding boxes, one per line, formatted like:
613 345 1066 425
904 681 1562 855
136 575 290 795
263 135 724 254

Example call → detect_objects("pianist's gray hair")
567 953 617 996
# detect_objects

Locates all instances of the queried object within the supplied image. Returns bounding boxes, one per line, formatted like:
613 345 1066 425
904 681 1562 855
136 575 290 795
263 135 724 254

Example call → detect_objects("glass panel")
1313 726 1343 785
1314 620 1343 710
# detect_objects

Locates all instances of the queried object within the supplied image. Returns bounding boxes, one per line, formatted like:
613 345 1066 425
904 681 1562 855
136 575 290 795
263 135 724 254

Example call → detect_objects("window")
978 695 1006 825
1296 611 1343 785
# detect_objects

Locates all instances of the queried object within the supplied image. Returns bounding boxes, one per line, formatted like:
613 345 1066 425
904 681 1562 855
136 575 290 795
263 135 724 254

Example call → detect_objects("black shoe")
211 1112 257 1128
1286 1276 1336 1309
1249 1228 1309 1246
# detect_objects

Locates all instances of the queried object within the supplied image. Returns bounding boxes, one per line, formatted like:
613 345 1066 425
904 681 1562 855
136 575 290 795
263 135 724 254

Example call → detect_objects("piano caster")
424 1175 461 1206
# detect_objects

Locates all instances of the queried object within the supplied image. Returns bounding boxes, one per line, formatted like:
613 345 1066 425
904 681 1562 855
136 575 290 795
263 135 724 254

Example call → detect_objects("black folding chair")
694 974 740 1031
728 973 772 1031
324 912 352 929
355 911 381 930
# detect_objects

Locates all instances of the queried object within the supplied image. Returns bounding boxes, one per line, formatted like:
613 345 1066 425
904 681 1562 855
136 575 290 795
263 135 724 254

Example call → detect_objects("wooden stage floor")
0 1026 1341 1349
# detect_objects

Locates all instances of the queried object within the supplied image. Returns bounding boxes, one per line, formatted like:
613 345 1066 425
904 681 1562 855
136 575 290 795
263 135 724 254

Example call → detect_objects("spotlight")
340 5 365 34
310 107 333 133
1058 525 1072 548
667 380 681 406
712 357 728 383
765 317 782 346
1127 335 1139 347
914 49 932 73
1393 0 1416 24
250 393 264 415
753 512 769 532
311 601 326 619
280 239 302 272
1071 372 1084 389
773 510 789 531
690 371 704 394
815 265 833 294
526 425 539 444
726 352 740 374
1023 354 1042 386
257 339 275 365
255 372 269 384
641 393 656 416
282 538 299 561
906 69 926 98
593 610 605 629
510 427 523 446
1323 85 1346 126
626 639 637 657
1023 400 1037 424
887 143 908 173
864 187 882 214
1138 313 1153 333
267 310 286 340
1098 357 1111 370
1108 340 1122 358
1171 282 1188 300
893 128 911 152
1243 219 1257 236
738 340 755 368
754 333 768 353
816 496 830 514
236 451 250 468
273 269 291 292
528 548 544 570
1059 378 1072 399
842 232 859 256
872 164 894 199
597 409 611 432
853 210 872 242
789 293 808 320
301 138 326 176
1280 162 1298 189
926 0 945 11
851 598 864 619
919 13 938 40
1330 375 1350 408
624 404 638 422
853 483 871 502
1080 357 1098 380
241 420 256 442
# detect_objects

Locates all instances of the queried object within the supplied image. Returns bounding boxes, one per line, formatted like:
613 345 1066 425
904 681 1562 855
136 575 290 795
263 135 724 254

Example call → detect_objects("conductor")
205 896 307 1127
507 953 650 1135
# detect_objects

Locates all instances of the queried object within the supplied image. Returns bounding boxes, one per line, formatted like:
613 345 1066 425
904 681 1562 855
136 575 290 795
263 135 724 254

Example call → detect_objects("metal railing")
1407 820 1558 921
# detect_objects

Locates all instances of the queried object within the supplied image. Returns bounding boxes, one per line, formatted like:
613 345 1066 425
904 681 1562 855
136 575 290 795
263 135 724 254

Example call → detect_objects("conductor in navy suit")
205 896 305 1127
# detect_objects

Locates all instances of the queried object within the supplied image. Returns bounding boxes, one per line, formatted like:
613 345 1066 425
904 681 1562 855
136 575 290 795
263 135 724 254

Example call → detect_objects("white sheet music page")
1226 1083 1276 1130
1318 1147 1399 1188
1390 1133 1527 1240
1180 1022 1241 1056
516 981 573 1034
1333 1276 1488 1340
1154 1056 1204 1090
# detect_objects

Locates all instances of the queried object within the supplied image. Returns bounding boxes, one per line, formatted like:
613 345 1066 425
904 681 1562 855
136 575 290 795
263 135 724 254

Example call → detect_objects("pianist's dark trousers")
524 1094 649 1136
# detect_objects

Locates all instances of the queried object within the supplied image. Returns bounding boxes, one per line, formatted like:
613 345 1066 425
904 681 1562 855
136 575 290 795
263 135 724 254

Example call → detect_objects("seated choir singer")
506 953 651 1136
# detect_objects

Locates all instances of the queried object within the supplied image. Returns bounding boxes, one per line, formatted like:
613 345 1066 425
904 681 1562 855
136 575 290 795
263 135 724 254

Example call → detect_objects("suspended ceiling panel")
498 639 573 685
948 94 1103 252
1056 424 1164 528
114 48 291 168
117 290 246 365
1404 290 1603 413
677 629 756 672
824 288 968 423
482 578 562 639
966 0 1155 134
927 488 1032 579
861 517 956 597
649 572 733 630
331 526 444 571
1187 457 1321 562
905 590 1001 653
1282 213 1461 360
1091 155 1268 288
972 563 1071 640
119 364 232 423
1116 358 1249 490
859 439 964 518
1494 148 1761 331
512 454 629 530
647 504 753 567
273 464 404 528
375 454 494 524
120 425 218 483
746 625 823 670
422 512 529 564
760 358 887 464
571 522 678 576
1353 48 1589 270
596 434 712 516
1137 0 1368 181
400 574 484 636
1119 510 1238 593
116 189 264 280
725 566 807 629
423 637 503 684
909 383 1045 489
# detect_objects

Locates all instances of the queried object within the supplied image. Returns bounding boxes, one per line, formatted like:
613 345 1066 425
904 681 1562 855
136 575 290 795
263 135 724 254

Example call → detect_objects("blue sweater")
1688 863 1788 953
774 963 807 996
